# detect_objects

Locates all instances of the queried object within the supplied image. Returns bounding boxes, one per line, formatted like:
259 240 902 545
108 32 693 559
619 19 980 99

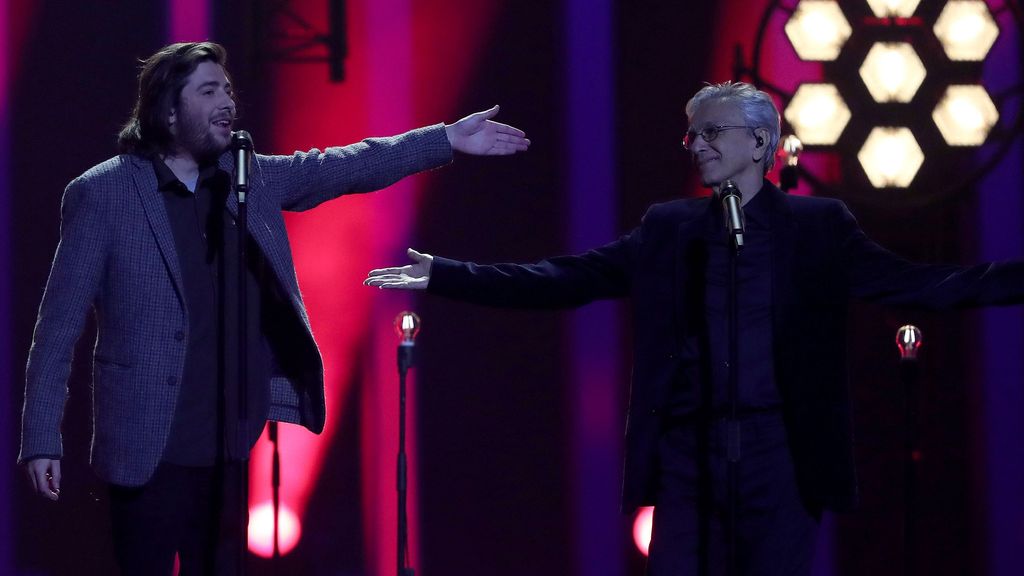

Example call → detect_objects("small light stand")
896 324 923 576
395 311 421 576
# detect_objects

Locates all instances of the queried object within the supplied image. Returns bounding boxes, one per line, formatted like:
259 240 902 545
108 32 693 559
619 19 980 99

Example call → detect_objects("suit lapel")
765 184 798 382
132 156 186 302
673 197 714 349
220 151 280 262
221 164 297 309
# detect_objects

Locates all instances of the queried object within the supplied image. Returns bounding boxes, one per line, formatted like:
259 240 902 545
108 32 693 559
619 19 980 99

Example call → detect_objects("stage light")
933 0 999 62
857 127 925 188
866 0 921 18
784 0 852 61
743 0 1017 201
859 42 927 103
248 501 303 558
897 324 923 360
783 135 804 166
632 506 655 557
932 84 999 146
784 83 851 145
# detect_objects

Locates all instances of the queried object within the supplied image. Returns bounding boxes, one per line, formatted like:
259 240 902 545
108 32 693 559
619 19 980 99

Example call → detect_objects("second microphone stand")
897 325 923 576
395 312 420 576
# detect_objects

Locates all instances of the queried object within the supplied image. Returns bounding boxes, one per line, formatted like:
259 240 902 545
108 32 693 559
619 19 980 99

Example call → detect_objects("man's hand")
25 458 61 501
445 105 530 156
365 248 434 290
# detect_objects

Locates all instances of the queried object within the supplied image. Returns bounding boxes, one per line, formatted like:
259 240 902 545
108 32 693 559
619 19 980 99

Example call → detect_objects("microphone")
231 130 254 201
395 311 421 375
720 180 745 250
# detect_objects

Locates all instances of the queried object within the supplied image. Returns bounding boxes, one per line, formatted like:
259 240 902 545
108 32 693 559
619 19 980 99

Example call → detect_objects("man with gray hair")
366 81 1024 575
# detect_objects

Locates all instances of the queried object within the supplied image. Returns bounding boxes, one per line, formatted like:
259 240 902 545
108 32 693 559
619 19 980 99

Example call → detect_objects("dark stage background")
4 1 1024 575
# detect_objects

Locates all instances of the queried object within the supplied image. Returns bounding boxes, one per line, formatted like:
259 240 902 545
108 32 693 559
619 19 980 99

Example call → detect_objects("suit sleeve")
839 201 1024 309
426 230 638 309
20 179 110 463
259 124 453 212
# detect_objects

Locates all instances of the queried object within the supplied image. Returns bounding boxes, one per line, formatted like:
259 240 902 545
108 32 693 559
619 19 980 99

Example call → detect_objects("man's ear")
754 127 768 149
752 127 769 162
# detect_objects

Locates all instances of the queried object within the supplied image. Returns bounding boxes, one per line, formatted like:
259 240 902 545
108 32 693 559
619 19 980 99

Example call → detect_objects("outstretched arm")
365 232 637 309
365 248 434 290
445 106 530 156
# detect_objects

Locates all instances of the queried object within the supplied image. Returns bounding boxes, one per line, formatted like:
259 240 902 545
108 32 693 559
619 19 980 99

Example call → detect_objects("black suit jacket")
428 181 1024 513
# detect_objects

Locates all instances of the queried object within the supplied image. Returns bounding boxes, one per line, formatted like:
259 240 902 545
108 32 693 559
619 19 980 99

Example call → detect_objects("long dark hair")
117 42 229 156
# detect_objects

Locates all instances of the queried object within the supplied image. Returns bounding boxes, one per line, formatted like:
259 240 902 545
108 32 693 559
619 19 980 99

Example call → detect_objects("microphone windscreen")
231 130 254 150
720 180 741 199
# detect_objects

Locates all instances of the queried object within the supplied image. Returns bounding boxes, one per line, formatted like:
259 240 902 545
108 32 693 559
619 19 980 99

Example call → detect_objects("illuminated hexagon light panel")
934 0 1000 62
867 0 921 18
784 83 851 145
784 0 853 61
932 85 999 146
857 127 925 188
859 42 927 103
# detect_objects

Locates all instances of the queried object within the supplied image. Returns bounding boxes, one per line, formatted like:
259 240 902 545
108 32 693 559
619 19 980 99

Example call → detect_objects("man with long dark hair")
365 81 1024 575
19 41 529 574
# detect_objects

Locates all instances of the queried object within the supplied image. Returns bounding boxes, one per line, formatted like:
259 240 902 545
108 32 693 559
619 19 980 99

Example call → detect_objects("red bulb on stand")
394 311 421 344
896 324 922 360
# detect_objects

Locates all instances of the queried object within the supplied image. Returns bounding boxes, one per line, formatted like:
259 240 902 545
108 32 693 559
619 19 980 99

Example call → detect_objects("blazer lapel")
132 156 185 302
673 197 714 350
220 151 281 263
222 170 296 309
766 184 798 382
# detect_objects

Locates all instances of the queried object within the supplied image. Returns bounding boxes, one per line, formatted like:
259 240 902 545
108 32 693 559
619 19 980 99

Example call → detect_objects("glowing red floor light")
248 501 303 558
632 506 655 556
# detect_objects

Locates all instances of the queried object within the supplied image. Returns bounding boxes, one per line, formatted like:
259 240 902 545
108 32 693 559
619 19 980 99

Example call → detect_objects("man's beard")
176 107 228 162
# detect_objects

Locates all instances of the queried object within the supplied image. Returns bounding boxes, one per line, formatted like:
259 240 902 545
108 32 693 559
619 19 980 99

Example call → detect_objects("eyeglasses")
683 125 751 149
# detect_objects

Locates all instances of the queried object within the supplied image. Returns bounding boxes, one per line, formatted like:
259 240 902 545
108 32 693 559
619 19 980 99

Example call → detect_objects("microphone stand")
395 312 420 576
270 421 281 565
725 247 740 576
897 325 922 576
232 131 254 576
722 183 744 576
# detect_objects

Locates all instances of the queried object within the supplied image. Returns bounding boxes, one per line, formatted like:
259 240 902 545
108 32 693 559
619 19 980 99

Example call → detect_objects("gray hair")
685 81 781 173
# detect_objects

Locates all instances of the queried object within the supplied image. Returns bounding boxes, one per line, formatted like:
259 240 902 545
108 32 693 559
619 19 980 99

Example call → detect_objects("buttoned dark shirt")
154 158 270 465
671 182 782 417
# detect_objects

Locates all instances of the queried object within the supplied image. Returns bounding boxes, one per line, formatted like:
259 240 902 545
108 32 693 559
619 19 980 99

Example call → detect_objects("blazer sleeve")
20 178 111 463
426 230 639 309
838 201 1024 309
257 124 453 212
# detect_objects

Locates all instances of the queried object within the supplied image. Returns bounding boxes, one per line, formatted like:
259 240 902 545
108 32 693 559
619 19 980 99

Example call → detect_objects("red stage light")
248 501 303 558
632 506 655 556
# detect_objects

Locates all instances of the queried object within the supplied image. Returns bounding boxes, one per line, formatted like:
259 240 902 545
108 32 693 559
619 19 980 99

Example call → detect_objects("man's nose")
691 135 710 153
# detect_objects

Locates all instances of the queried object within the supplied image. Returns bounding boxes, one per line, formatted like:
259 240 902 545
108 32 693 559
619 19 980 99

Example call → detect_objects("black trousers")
108 461 244 576
647 412 819 576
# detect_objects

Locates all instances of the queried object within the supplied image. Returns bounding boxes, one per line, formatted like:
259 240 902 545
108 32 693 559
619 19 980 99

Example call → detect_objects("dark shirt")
154 158 270 465
671 182 782 418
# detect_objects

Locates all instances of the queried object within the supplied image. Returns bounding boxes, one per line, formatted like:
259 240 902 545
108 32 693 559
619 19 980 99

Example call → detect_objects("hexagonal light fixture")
932 85 999 146
859 42 927 103
857 127 925 188
866 0 921 18
784 0 852 61
934 0 1000 62
784 83 852 145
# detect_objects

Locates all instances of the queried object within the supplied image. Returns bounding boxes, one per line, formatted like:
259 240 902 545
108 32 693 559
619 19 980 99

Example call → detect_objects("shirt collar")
151 157 222 194
742 180 772 229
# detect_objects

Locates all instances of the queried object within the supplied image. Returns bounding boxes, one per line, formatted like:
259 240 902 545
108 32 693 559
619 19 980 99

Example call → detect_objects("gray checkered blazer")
19 124 452 486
